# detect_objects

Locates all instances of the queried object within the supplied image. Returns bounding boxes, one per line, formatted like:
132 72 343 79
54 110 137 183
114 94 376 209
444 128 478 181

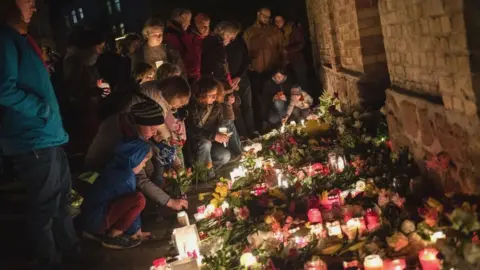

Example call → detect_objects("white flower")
243 143 263 153
355 180 366 192
353 111 360 119
401 220 416 235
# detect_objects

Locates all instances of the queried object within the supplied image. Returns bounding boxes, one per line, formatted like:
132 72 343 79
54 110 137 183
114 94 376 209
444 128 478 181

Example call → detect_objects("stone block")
423 0 445 17
448 34 468 53
434 113 469 163
435 53 447 69
426 53 436 68
454 75 474 99
357 8 379 19
457 55 471 75
420 53 428 67
440 16 452 34
464 100 478 117
443 96 453 110
418 108 436 146
420 19 430 34
451 13 466 33
429 18 442 35
400 100 419 138
439 76 454 93
452 96 464 113
445 0 464 13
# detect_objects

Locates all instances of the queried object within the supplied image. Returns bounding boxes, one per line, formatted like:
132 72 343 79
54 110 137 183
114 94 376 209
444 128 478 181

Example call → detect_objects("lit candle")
303 256 327 270
301 119 306 127
365 208 381 231
363 255 383 270
277 172 283 187
419 248 441 270
337 156 345 172
290 121 296 126
177 211 190 227
345 217 366 239
430 231 446 243
310 224 323 236
240 252 257 267
280 124 286 133
326 221 342 237
307 209 323 223
384 258 406 270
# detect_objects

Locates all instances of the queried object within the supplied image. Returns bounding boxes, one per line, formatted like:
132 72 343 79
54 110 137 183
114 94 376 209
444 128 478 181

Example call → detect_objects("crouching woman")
81 138 154 249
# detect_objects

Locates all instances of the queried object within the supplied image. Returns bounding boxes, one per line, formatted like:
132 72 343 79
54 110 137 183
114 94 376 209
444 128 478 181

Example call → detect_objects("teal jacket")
0 24 68 155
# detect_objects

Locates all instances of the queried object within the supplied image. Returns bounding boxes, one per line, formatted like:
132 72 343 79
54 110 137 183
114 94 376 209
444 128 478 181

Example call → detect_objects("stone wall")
306 0 388 108
380 0 480 194
307 0 480 193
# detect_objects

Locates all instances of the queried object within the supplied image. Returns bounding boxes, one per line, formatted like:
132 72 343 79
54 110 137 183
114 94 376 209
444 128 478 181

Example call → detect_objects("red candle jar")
308 208 323 223
419 248 441 270
384 258 406 270
365 208 381 231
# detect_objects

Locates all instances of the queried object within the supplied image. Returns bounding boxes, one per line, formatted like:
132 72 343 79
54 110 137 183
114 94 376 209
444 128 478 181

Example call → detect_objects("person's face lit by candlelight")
274 16 285 29
257 8 271 25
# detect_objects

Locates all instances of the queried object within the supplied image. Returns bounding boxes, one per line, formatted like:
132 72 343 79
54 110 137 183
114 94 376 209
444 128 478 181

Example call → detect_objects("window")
120 23 125 35
112 25 117 33
78 8 84 19
71 10 78 24
65 16 70 27
114 0 121 12
106 1 112 14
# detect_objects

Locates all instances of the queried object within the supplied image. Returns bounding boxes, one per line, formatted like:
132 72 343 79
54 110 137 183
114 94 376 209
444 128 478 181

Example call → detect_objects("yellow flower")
212 193 221 200
210 199 219 207
264 215 274 225
198 193 205 201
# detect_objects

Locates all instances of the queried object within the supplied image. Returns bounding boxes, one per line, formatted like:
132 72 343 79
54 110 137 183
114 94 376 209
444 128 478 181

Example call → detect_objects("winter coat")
285 91 313 117
130 43 185 72
262 76 295 116
281 22 306 64
201 35 230 83
164 21 195 74
85 113 171 206
243 23 285 73
226 36 251 87
186 100 224 143
188 29 207 81
82 138 151 234
0 24 68 155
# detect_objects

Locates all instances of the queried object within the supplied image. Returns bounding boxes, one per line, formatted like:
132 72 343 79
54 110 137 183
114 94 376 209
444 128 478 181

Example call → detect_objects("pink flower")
391 193 405 208
286 216 294 224
288 137 297 145
235 206 250 220
311 163 324 171
378 190 390 207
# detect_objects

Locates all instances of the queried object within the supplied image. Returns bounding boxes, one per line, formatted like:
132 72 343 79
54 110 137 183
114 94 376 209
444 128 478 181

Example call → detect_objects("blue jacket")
81 138 151 235
0 24 68 155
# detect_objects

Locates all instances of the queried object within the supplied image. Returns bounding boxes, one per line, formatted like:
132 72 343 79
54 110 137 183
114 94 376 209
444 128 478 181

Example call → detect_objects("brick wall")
307 0 480 193
306 0 388 108
381 0 480 194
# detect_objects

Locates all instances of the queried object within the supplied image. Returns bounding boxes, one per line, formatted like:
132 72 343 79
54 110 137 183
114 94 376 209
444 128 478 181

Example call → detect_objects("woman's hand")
167 199 189 210
215 133 230 144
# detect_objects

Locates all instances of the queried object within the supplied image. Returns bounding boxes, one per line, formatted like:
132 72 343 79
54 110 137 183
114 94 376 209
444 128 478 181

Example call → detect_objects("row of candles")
242 248 442 270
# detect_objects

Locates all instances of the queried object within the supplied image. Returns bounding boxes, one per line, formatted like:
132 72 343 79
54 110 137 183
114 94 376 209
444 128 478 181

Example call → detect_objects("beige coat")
244 23 285 73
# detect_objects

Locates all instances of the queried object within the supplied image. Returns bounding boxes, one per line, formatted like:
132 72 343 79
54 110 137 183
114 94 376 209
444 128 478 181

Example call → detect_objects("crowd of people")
0 0 313 269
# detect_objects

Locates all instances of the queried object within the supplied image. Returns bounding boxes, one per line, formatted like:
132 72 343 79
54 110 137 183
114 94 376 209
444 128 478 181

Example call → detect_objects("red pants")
99 192 146 232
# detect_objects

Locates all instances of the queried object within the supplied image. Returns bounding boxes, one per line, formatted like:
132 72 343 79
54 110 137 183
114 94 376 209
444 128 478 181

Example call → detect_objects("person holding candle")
81 138 154 249
186 77 242 178
281 85 313 125
263 68 295 130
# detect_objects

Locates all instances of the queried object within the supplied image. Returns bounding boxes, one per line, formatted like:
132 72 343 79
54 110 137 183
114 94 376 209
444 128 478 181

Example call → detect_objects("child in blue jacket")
81 138 154 249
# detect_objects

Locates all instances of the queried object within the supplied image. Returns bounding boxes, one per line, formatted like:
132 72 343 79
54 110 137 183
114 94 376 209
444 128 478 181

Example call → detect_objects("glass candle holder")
419 248 441 270
363 255 383 270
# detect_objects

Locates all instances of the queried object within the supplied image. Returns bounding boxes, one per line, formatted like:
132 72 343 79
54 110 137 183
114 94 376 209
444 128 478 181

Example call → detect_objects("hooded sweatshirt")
81 138 151 234
0 24 68 155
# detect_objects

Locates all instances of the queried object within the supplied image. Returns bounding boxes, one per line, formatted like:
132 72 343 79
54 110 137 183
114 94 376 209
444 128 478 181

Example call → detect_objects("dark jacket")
226 36 250 87
130 43 185 72
188 28 207 81
262 76 294 115
0 24 68 155
82 138 151 234
186 100 223 143
201 35 229 83
283 23 306 63
164 20 195 74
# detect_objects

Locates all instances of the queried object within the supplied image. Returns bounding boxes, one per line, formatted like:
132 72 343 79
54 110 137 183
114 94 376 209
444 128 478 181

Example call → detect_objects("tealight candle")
363 255 383 270
177 211 189 227
430 231 446 243
326 221 342 237
301 119 306 127
419 248 441 270
303 256 327 270
384 258 406 270
240 252 257 267
290 121 296 126
307 209 323 223
345 217 366 239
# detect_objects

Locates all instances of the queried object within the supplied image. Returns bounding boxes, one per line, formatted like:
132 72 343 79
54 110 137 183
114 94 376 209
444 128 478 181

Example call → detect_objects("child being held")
282 85 313 124
81 138 154 249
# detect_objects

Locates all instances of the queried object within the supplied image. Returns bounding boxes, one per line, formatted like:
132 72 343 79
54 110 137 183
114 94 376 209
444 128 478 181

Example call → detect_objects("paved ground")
0 163 235 270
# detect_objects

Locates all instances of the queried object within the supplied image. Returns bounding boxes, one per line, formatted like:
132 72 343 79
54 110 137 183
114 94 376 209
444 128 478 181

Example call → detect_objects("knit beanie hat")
130 99 165 126
290 85 302 95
